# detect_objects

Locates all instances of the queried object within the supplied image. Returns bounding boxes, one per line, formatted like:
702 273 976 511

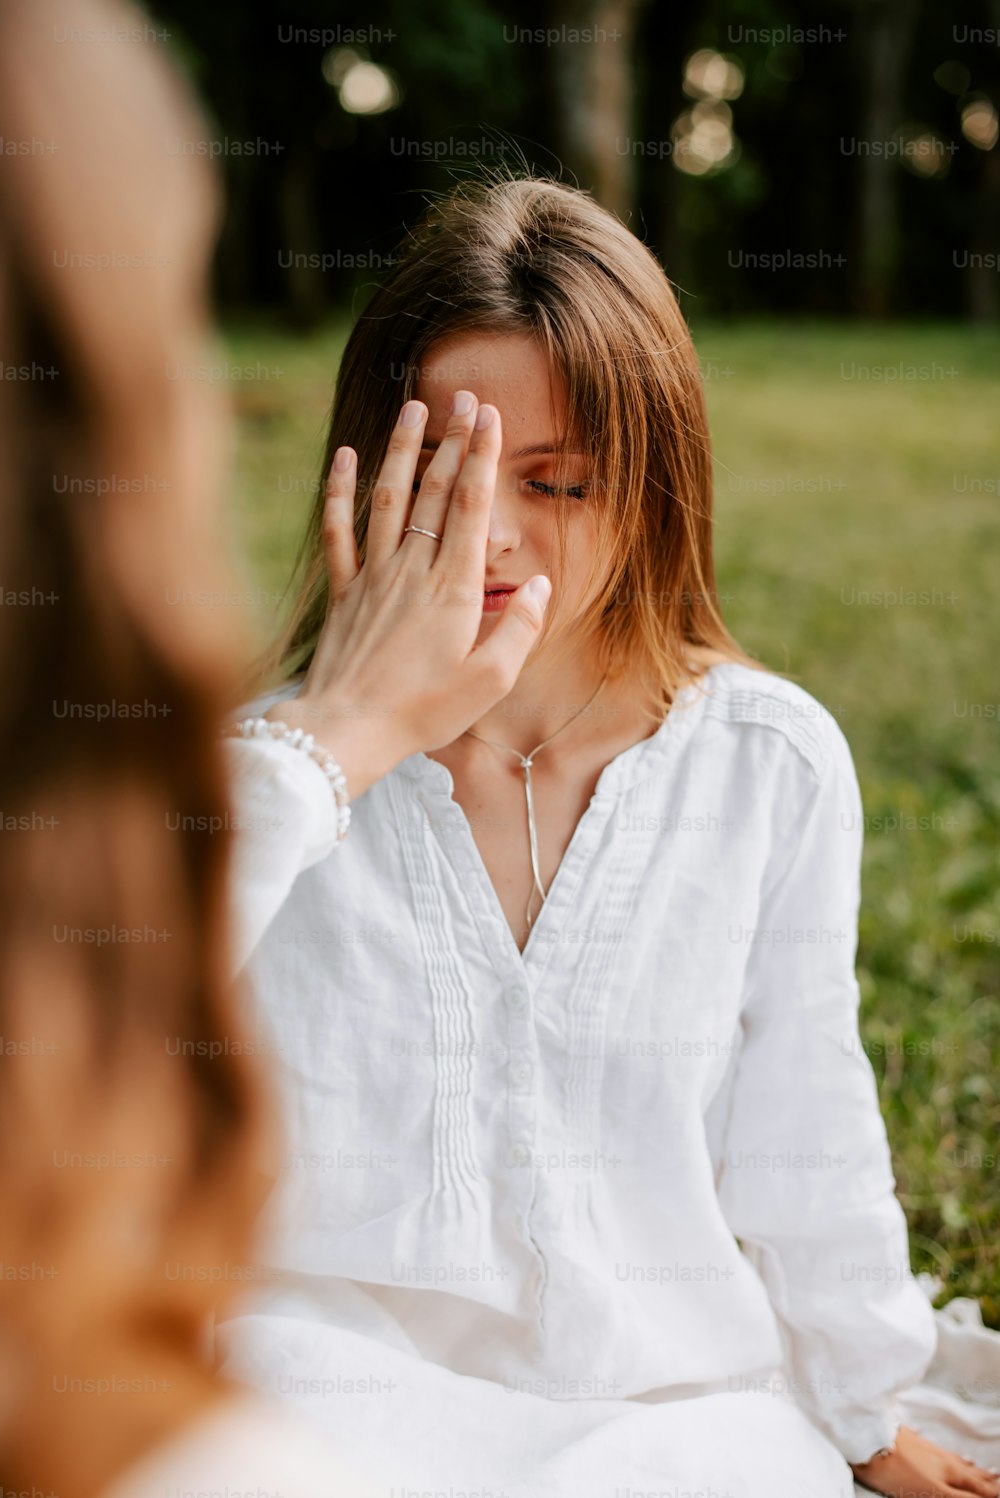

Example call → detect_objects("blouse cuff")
224 735 343 975
833 1400 904 1468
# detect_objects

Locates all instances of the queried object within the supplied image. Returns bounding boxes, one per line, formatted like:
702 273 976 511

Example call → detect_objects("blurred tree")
148 0 1000 322
545 0 653 216
852 0 920 317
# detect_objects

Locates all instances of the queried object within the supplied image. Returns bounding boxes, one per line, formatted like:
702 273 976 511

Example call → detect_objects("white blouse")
222 661 938 1473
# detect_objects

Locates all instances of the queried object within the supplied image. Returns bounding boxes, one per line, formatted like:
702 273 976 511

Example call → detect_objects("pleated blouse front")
224 661 937 1466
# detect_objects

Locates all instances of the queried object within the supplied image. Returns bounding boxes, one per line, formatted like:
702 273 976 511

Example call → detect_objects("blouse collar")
395 664 724 801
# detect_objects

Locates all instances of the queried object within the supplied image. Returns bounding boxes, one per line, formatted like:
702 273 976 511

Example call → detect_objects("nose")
486 467 521 554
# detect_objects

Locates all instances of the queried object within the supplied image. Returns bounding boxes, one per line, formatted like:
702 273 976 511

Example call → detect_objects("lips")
482 583 516 613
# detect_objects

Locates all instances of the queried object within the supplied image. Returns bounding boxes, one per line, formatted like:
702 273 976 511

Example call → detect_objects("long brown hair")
0 3 272 1494
258 171 761 716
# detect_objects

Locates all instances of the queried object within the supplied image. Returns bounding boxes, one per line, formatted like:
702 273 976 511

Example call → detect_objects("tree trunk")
277 145 326 330
547 0 653 219
852 0 919 317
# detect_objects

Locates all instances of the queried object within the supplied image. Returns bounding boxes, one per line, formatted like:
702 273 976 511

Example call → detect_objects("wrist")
850 1420 903 1470
229 714 351 841
264 698 407 801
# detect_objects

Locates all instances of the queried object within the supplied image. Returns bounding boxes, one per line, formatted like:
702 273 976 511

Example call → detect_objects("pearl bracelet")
224 715 351 843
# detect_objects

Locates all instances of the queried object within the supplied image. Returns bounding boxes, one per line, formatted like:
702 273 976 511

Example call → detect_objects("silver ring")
403 525 443 542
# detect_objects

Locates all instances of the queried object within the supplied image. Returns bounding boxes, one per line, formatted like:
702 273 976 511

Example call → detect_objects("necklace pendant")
465 673 609 945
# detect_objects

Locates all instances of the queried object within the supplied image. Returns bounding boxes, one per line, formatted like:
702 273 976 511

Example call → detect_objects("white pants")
218 1311 859 1498
218 1287 1000 1498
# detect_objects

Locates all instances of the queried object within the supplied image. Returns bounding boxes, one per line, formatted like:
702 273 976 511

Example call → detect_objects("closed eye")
527 479 587 500
414 477 587 499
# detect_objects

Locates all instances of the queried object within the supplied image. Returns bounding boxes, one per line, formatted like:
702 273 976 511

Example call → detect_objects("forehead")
414 331 566 429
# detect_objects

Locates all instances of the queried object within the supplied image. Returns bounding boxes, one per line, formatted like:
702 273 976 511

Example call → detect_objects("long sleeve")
713 713 938 1465
223 735 341 977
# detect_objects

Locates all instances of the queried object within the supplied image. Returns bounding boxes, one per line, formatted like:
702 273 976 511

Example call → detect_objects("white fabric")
217 662 1000 1497
98 1391 379 1497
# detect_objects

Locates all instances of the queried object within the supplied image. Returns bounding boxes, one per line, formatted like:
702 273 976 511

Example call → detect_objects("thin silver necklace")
463 673 609 934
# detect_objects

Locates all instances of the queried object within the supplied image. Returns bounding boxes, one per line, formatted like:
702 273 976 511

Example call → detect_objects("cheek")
520 507 565 576
526 516 600 623
561 516 610 613
562 512 600 573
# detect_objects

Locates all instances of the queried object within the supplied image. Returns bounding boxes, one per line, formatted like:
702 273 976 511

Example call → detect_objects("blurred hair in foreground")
0 1 274 1493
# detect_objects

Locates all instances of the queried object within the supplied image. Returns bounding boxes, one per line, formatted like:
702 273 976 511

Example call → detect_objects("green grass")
225 318 1000 1324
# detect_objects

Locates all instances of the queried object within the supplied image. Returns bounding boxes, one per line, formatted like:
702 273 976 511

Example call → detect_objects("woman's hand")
269 391 551 800
851 1426 1000 1498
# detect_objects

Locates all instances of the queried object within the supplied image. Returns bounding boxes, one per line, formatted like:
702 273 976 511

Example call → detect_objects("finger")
433 403 501 581
944 1473 1000 1498
322 447 360 598
406 388 480 540
365 400 428 567
464 575 552 705
953 1453 1000 1497
953 1466 1000 1498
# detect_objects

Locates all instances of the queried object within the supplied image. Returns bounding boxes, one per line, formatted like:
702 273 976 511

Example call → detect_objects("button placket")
504 982 537 1179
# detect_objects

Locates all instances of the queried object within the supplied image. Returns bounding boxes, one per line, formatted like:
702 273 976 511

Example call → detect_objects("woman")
0 3 547 1495
218 176 1000 1497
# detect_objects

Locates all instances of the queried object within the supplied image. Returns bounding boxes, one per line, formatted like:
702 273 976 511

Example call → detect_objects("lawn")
225 318 1000 1324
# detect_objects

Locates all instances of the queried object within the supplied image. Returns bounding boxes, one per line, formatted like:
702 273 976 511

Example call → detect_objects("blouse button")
513 1063 532 1086
504 986 528 1009
510 1143 531 1167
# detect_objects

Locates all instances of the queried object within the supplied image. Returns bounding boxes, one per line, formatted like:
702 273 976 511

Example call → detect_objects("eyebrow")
419 440 586 458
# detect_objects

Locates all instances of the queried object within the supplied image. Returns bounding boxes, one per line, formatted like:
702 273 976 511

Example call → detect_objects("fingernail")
452 390 474 416
525 575 552 607
333 446 354 472
399 401 425 427
474 404 494 430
